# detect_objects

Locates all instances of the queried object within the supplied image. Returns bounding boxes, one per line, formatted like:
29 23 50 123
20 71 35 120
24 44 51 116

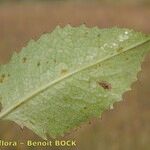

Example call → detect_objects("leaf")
0 25 150 139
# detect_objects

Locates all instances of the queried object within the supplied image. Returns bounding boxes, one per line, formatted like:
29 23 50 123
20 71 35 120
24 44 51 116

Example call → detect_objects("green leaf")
0 25 150 139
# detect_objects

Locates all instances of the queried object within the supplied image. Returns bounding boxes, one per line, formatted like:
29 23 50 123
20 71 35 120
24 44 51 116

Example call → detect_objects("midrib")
0 39 150 119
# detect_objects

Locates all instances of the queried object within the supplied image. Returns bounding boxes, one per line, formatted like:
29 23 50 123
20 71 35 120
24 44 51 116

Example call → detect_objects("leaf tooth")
65 24 72 28
80 24 86 28
55 25 61 30
10 51 18 62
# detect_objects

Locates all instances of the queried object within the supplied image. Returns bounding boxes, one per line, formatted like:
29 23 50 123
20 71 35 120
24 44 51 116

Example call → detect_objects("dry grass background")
0 1 150 150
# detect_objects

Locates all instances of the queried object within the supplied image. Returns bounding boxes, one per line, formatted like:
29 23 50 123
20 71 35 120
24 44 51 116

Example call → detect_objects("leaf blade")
0 26 150 138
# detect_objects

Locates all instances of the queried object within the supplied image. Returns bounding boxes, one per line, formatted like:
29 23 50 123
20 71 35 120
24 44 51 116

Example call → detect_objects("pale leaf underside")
0 25 150 139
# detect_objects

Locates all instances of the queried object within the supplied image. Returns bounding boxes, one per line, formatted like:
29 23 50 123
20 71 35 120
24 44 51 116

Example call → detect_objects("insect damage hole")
98 81 112 90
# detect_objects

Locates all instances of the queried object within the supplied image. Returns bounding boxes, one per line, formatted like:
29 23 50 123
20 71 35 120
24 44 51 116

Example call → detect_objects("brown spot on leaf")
0 78 4 83
98 81 112 90
37 62 40 67
0 74 6 83
117 47 123 52
84 106 87 109
97 64 101 68
97 33 101 37
61 69 68 75
22 57 27 63
2 74 5 78
54 59 56 63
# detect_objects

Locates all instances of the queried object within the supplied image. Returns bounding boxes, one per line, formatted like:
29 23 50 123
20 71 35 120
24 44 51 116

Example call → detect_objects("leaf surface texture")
0 25 150 138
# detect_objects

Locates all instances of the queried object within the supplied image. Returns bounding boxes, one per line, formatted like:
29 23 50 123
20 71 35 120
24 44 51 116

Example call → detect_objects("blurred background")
0 0 150 150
